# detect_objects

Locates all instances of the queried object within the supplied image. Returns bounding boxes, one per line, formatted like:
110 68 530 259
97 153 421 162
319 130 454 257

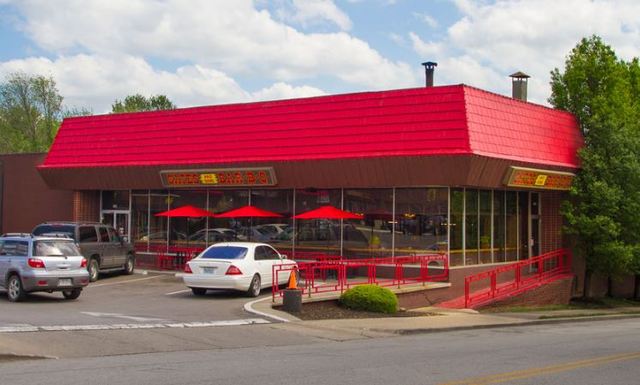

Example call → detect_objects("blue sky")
1 0 638 113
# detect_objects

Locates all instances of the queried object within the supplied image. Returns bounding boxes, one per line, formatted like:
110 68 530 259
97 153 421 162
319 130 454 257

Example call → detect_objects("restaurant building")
34 75 582 285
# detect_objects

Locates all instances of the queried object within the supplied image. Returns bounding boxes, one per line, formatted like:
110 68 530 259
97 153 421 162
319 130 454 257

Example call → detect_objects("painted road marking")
89 275 163 287
438 352 640 385
0 318 270 333
165 289 191 296
81 312 168 322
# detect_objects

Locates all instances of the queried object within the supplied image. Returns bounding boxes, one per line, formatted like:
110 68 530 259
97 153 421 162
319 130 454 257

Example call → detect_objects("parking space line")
165 289 191 296
90 275 163 287
0 319 271 333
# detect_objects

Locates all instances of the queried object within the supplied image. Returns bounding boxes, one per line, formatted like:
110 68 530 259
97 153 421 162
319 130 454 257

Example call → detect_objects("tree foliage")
0 72 64 153
550 36 640 289
111 94 176 113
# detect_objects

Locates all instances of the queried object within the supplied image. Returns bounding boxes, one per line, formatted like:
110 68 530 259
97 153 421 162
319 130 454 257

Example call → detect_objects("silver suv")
32 222 136 282
0 235 90 302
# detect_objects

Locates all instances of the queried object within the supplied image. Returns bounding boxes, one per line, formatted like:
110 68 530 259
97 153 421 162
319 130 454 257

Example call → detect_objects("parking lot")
0 271 273 331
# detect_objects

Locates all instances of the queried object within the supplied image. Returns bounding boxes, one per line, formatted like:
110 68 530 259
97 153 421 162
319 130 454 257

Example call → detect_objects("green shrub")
339 285 398 314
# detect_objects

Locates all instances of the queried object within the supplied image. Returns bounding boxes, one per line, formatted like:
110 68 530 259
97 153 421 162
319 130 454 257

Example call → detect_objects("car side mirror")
281 254 288 259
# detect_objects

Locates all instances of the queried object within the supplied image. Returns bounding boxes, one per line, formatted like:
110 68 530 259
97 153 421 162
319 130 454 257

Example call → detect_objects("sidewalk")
249 298 640 337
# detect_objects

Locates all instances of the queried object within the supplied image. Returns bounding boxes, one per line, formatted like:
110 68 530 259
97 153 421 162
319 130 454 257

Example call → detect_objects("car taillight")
225 265 243 275
80 258 87 268
28 258 45 269
184 263 193 274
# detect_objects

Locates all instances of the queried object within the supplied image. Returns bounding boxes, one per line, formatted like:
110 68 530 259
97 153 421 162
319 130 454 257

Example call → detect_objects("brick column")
73 191 100 222
540 191 564 253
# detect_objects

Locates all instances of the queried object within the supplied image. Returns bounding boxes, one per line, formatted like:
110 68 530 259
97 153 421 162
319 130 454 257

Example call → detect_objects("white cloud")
288 0 352 30
0 54 327 113
411 0 640 104
413 12 438 29
9 0 411 90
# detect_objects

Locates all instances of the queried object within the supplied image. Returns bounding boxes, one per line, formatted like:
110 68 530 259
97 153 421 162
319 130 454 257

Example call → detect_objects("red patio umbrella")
216 205 283 241
154 205 216 250
294 205 363 220
155 205 216 218
216 205 283 218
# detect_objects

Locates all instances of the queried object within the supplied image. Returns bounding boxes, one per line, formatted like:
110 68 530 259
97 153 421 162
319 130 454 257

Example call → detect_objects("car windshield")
33 225 75 240
34 240 81 257
200 246 248 260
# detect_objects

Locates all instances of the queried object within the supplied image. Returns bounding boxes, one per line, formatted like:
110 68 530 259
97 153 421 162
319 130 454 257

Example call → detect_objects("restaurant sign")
504 166 574 190
160 167 277 188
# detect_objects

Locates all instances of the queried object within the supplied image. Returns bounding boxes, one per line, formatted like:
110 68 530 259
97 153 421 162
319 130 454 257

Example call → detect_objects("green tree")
111 94 176 113
0 72 64 153
549 36 640 298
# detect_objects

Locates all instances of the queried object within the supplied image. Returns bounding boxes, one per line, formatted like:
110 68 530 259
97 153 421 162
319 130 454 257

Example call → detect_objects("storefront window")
294 189 342 257
449 188 464 266
148 190 169 251
344 189 393 258
168 190 207 248
493 190 506 263
465 189 479 265
519 191 529 260
101 190 130 210
394 188 448 256
505 191 518 261
207 189 249 245
479 190 492 264
250 189 294 255
131 190 149 252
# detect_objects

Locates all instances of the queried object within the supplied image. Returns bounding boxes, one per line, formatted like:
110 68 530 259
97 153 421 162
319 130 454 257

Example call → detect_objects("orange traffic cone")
287 269 298 290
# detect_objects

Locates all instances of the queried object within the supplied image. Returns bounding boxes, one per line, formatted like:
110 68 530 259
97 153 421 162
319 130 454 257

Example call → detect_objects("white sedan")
183 242 297 297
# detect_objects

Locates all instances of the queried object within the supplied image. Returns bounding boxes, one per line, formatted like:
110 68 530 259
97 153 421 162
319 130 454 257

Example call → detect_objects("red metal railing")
272 254 449 301
464 248 572 308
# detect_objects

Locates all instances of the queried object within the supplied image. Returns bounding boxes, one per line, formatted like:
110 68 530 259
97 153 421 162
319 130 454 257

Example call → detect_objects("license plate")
203 267 216 274
58 278 72 287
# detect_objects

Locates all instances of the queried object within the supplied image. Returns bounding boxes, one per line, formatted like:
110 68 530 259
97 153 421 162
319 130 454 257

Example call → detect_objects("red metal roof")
41 85 582 170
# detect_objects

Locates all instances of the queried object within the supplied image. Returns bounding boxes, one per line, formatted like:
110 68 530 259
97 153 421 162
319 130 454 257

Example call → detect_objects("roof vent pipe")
509 71 530 101
421 61 437 87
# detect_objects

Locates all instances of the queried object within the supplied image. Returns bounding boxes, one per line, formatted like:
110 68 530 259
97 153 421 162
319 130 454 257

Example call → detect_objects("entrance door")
102 211 130 242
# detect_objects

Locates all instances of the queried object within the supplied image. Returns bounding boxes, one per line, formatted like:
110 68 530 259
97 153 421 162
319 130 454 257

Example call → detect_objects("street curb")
244 297 299 323
378 313 640 336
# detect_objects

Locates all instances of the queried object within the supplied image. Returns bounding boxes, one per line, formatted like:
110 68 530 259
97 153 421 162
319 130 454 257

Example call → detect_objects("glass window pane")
479 190 492 264
449 189 464 267
519 191 529 260
249 189 293 255
394 188 448 256
294 189 342 257
101 190 130 210
506 191 518 262
344 189 393 258
168 190 208 248
131 190 149 252
465 189 479 265
148 190 169 251
493 190 506 263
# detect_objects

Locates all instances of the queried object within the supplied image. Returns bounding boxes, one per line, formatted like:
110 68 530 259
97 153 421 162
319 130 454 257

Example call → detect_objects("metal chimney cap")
509 71 530 79
422 61 438 68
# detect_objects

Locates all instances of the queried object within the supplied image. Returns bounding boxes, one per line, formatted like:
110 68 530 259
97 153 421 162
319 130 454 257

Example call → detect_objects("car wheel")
88 258 100 282
191 288 207 296
62 288 82 300
247 274 261 297
124 255 135 275
6 275 26 302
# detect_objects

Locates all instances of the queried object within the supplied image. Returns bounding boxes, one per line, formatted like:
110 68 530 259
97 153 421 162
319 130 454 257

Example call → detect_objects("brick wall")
73 191 100 222
541 191 564 254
